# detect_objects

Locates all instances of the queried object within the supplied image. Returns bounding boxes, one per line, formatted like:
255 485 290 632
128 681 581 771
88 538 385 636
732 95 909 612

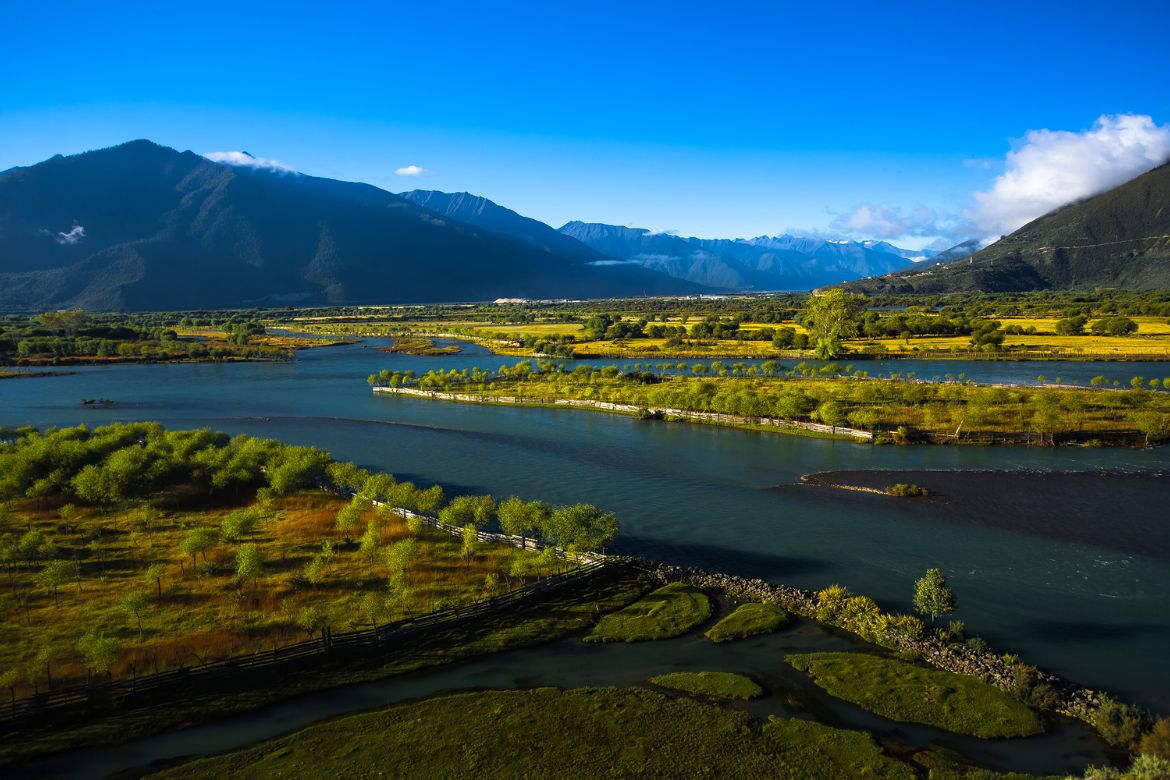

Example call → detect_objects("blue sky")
3 1 1169 248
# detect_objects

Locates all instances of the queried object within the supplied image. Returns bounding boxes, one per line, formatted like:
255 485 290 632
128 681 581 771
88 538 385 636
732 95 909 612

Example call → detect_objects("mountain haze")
0 141 702 311
843 162 1170 293
559 222 925 291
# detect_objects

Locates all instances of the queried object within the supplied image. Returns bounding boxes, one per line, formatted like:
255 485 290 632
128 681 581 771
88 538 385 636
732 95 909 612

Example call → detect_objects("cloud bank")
203 151 297 173
829 204 971 242
971 114 1170 240
395 164 427 176
825 114 1170 248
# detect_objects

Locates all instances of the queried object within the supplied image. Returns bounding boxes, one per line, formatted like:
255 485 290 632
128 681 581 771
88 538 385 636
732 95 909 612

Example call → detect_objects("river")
3 339 1169 712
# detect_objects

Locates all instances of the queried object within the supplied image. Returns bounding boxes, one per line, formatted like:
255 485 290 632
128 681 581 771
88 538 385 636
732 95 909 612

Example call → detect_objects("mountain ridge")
0 141 704 311
840 162 1170 293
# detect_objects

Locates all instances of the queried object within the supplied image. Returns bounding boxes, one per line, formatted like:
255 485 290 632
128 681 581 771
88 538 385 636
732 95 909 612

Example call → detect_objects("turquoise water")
3 339 1169 709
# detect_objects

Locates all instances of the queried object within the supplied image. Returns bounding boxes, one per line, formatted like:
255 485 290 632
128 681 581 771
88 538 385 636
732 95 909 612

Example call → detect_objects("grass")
649 671 763 699
0 490 558 697
705 602 790 643
0 562 654 768
786 652 1045 739
583 581 712 642
148 686 916 779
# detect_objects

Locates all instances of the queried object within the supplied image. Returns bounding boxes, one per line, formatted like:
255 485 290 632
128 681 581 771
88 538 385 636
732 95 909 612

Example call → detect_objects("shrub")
1094 696 1153 752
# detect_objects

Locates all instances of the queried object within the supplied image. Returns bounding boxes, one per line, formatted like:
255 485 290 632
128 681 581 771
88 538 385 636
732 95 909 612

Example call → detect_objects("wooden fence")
0 560 604 725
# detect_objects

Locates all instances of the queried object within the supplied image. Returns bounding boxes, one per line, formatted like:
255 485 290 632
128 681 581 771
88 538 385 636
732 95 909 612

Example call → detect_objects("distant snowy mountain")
560 224 931 290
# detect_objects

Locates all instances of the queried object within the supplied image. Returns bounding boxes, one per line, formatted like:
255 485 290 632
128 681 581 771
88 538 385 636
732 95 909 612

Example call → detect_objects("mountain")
919 239 981 267
0 141 703 311
842 162 1170 293
398 190 606 263
558 222 922 290
861 240 939 263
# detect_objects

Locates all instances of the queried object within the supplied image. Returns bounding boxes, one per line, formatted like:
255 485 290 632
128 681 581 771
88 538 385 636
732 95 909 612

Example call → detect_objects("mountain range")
12 137 1161 311
843 162 1170 293
0 141 702 311
556 223 936 291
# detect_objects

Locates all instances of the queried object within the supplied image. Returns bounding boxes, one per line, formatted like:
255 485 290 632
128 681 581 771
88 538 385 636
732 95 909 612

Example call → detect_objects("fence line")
0 495 606 726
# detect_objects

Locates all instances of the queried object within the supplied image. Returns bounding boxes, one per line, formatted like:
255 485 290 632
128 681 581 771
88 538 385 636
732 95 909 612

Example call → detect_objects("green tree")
235 543 265 590
913 567 956 625
461 524 480 567
35 559 76 605
544 504 620 553
77 631 122 680
498 497 549 548
804 289 864 359
179 528 218 568
119 591 150 640
415 485 445 515
144 562 167 601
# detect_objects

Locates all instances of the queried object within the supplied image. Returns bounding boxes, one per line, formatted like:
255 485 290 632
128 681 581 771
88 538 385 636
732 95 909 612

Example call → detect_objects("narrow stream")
22 609 1109 779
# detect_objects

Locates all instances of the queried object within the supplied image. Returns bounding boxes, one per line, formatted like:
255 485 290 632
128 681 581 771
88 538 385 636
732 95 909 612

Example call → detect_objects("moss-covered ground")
705 602 790 643
584 581 712 642
148 686 918 779
650 671 763 699
786 652 1045 739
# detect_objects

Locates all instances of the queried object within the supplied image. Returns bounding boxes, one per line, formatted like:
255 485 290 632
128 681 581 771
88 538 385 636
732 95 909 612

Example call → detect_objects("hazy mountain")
398 190 606 263
842 162 1170 293
0 141 703 311
919 239 981 267
559 222 923 290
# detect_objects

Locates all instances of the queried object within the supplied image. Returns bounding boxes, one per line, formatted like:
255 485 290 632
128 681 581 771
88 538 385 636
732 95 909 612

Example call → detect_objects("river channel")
3 338 1169 714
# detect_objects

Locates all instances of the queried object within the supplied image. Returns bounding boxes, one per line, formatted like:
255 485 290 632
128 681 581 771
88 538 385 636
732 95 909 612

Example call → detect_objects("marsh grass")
147 686 916 779
705 602 790 643
584 582 712 642
786 652 1045 738
649 671 763 699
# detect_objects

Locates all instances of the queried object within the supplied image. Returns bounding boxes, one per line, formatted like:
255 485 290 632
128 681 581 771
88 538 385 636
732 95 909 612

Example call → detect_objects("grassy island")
650 671 764 699
786 652 1045 738
148 686 917 779
705 602 791 643
371 360 1170 446
584 582 712 642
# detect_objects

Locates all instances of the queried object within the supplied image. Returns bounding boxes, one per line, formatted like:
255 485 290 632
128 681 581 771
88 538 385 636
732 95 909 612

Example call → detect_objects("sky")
2 0 1169 249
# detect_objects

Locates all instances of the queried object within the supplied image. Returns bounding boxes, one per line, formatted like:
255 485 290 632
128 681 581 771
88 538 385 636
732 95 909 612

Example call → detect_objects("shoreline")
372 385 875 442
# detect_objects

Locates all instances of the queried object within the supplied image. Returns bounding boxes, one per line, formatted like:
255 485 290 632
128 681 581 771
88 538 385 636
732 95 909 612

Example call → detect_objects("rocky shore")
632 558 1105 723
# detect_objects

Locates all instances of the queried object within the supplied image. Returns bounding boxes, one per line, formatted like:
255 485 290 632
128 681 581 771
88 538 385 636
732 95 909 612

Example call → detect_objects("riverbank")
373 385 874 442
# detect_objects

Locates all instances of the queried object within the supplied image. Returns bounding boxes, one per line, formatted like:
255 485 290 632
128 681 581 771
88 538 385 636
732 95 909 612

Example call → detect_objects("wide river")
3 340 1169 710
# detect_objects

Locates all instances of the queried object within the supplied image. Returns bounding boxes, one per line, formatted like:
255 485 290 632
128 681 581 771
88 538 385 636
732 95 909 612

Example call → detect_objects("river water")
3 339 1169 713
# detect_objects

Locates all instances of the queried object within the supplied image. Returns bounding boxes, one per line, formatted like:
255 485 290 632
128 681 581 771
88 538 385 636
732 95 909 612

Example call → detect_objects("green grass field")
786 652 1045 739
584 581 712 643
148 686 917 779
705 602 790 643
650 671 764 699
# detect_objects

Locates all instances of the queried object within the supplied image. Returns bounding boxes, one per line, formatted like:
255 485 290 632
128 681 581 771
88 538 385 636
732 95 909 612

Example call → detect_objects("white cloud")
395 164 427 176
972 114 1170 240
828 203 970 242
55 224 86 245
203 151 297 173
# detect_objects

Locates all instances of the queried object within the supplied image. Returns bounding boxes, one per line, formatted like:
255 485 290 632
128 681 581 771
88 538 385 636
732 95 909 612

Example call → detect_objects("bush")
1094 696 1153 752
886 483 929 497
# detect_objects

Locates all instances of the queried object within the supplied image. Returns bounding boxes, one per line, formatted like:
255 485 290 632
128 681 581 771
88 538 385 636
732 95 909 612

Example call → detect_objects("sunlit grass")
786 652 1045 738
0 491 555 696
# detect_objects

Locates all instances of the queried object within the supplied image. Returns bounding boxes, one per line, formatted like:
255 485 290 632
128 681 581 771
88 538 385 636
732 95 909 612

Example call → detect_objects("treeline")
370 362 1170 444
0 311 285 364
0 423 619 555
